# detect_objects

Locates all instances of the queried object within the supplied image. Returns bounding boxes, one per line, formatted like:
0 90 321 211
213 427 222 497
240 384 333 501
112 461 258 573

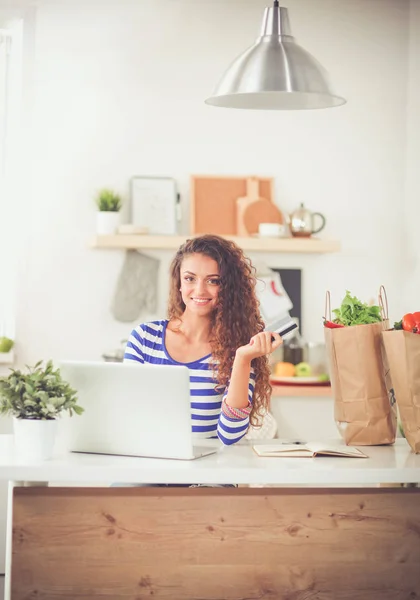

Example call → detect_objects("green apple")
295 362 312 377
318 373 330 382
0 337 14 353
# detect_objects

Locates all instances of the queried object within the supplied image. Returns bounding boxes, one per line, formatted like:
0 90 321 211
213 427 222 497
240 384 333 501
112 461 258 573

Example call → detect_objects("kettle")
290 203 326 237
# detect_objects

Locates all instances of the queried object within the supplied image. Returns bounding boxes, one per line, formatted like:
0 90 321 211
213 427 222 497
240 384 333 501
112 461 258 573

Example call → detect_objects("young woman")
124 234 282 445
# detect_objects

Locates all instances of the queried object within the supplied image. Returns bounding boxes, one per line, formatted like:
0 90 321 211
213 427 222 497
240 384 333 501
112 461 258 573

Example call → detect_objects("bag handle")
378 285 388 321
324 290 331 321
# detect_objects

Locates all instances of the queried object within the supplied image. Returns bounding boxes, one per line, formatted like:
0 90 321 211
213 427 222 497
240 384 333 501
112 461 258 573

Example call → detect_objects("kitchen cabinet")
270 392 337 440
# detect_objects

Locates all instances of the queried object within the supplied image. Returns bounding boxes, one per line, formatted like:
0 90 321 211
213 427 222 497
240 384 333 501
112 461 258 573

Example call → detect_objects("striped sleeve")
124 325 145 363
217 368 256 446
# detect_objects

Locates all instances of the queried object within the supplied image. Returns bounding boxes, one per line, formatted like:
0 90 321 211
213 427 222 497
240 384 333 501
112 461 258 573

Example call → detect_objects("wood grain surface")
11 487 420 599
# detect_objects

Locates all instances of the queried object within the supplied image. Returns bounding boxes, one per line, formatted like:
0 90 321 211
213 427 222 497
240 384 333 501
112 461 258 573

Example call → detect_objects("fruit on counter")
294 362 312 377
274 362 295 377
318 373 330 382
0 337 14 353
331 291 382 326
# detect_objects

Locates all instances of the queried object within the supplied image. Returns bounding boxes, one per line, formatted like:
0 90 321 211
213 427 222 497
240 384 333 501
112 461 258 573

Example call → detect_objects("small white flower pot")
13 417 58 461
96 211 120 235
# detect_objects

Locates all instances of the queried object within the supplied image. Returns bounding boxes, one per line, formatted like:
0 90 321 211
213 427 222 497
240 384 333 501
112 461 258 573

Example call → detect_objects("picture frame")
130 176 179 235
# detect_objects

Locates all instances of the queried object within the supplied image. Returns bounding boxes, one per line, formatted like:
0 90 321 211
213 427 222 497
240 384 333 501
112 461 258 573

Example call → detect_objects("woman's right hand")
235 331 282 362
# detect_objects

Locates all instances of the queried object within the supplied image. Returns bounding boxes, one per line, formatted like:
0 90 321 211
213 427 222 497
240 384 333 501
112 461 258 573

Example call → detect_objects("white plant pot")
13 417 58 461
96 211 120 235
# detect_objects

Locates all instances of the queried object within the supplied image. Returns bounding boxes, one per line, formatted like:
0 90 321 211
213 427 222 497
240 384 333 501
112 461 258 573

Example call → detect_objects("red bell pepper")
402 312 420 333
323 319 345 329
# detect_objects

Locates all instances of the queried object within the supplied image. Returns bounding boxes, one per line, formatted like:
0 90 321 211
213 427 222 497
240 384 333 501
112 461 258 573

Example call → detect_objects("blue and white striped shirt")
124 320 255 445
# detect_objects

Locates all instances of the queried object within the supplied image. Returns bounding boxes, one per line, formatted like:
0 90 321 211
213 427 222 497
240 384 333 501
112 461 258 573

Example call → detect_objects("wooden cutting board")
242 199 284 235
237 178 284 236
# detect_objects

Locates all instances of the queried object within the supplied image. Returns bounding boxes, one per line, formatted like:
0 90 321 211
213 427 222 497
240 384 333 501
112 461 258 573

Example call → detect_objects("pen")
281 441 305 445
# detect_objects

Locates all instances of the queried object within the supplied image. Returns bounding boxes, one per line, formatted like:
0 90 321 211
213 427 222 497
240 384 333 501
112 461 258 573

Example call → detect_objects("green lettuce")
332 291 382 326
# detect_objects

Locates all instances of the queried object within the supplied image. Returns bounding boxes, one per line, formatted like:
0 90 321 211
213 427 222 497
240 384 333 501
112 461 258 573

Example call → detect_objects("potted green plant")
0 360 84 460
0 336 14 364
95 188 123 235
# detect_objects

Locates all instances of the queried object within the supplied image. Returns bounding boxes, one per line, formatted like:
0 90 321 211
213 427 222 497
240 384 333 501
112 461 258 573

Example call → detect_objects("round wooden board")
242 198 284 234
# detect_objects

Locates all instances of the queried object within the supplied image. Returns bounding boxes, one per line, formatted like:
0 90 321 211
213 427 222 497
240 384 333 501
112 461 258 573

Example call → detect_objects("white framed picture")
130 176 179 235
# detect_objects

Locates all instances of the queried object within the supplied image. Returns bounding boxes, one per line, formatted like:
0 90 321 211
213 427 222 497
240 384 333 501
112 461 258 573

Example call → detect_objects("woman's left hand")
235 331 282 362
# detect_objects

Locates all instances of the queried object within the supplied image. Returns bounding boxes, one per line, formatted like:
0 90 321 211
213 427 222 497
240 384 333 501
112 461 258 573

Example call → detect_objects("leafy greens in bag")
332 291 382 326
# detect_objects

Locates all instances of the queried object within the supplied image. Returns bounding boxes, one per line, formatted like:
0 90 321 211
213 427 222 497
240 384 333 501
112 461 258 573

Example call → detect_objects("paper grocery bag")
382 330 420 453
324 290 396 446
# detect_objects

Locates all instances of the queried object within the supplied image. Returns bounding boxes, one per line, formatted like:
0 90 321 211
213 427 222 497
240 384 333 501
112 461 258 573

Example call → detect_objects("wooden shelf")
271 385 332 397
91 235 340 254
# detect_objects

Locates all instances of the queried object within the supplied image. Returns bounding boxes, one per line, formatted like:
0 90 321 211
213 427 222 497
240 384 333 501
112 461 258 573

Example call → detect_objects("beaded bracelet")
222 398 252 420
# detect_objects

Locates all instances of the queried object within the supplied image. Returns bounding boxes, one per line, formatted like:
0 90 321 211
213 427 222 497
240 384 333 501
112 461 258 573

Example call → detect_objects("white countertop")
0 435 419 485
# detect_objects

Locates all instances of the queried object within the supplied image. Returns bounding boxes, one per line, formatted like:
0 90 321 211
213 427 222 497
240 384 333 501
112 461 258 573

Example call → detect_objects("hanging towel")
111 250 160 322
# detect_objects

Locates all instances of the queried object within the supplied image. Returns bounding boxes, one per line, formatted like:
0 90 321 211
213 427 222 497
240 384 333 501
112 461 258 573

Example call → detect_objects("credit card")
266 315 298 342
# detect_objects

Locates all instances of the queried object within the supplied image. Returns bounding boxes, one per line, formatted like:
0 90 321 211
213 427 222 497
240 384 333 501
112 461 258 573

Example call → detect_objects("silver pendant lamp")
205 1 346 110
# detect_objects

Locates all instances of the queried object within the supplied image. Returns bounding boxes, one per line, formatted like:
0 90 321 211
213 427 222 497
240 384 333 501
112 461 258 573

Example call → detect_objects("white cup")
258 222 286 237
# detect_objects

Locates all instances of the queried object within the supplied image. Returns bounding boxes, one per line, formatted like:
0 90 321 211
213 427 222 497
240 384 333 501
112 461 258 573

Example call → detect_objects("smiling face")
179 253 221 316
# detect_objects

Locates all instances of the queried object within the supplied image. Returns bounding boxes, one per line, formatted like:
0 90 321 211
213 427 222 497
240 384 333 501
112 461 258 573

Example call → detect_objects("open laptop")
58 361 218 460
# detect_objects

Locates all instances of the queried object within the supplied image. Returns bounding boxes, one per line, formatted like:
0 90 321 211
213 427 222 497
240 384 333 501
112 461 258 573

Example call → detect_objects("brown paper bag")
324 289 396 445
382 330 420 453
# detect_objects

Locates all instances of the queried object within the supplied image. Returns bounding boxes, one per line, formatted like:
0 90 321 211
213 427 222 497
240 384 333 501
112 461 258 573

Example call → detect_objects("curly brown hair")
167 234 272 427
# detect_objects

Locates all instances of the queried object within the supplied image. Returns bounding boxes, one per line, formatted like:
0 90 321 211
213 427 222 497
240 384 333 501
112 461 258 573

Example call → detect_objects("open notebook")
253 443 368 458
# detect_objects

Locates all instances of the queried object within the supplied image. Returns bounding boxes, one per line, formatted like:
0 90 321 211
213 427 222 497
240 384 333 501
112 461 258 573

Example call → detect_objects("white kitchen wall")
9 0 411 365
403 0 420 307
